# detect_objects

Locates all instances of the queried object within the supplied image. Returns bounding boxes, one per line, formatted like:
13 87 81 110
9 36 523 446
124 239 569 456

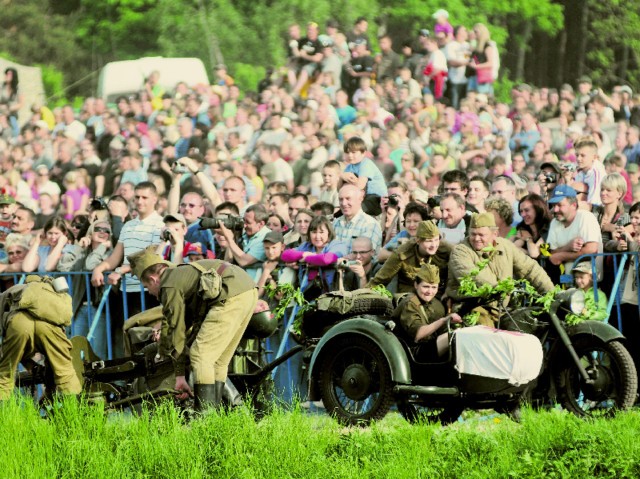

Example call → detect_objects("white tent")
0 58 45 127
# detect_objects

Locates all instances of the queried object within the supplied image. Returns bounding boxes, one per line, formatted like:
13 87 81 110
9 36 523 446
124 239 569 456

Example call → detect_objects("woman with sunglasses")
58 220 114 359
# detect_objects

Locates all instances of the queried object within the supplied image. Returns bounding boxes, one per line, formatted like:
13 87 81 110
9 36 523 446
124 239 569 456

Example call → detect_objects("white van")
97 57 210 103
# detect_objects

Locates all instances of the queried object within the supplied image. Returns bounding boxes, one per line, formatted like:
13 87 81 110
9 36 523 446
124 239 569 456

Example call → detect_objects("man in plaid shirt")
333 184 382 252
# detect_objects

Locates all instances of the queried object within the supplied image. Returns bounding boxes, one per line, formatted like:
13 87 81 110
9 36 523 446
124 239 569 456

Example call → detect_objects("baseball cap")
577 75 592 85
547 185 577 204
432 9 449 19
572 261 594 275
540 161 561 175
419 29 430 37
263 230 284 244
620 85 633 96
163 213 187 226
185 242 204 256
627 163 639 174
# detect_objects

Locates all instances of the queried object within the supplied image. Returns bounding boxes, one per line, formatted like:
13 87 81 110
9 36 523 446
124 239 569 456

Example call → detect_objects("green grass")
1 397 639 479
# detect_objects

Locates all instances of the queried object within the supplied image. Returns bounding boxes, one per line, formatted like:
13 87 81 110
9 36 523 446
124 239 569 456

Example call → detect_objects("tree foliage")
0 0 635 98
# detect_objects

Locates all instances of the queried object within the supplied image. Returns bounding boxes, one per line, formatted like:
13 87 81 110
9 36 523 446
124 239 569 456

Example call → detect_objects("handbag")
476 65 493 84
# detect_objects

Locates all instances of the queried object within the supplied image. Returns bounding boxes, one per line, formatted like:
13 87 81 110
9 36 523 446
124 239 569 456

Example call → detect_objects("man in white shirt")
444 25 470 109
574 136 606 207
547 184 602 275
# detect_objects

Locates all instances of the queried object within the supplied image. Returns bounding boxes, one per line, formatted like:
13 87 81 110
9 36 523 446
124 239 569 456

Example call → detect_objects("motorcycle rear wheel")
554 338 638 417
319 336 394 426
397 399 464 425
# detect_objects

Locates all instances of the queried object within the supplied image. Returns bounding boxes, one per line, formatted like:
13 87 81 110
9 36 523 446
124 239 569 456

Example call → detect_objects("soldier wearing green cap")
446 213 553 321
393 264 462 358
368 220 452 295
127 246 258 411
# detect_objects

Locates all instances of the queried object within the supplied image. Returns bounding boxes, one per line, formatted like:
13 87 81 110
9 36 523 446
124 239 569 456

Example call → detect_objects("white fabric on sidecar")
454 326 543 386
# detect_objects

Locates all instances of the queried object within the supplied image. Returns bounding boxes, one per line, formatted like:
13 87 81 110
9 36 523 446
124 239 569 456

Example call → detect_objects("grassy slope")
0 398 639 479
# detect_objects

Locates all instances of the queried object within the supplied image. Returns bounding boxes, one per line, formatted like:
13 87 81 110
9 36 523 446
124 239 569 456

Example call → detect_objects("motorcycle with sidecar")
302 287 638 425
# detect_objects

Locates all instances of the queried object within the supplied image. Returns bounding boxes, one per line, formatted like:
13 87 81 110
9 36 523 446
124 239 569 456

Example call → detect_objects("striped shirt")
575 161 606 207
119 211 165 290
333 209 383 252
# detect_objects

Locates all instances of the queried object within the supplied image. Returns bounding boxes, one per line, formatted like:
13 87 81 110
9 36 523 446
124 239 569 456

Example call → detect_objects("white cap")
433 9 449 19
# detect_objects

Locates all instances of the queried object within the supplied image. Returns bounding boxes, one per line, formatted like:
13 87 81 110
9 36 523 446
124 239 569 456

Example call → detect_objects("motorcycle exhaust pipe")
393 385 460 396
223 378 244 407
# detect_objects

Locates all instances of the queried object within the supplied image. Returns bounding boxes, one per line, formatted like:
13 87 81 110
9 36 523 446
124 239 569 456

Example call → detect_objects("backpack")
187 261 227 301
9 275 73 327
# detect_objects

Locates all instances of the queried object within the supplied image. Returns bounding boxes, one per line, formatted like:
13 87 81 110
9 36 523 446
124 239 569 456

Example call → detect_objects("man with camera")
215 204 270 282
537 161 562 201
167 156 221 257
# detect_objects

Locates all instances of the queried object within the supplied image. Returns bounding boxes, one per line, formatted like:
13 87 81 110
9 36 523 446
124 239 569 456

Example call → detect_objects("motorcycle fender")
307 318 411 401
567 320 626 344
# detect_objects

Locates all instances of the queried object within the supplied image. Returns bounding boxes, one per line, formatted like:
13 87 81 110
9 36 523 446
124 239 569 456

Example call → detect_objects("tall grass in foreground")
0 397 639 479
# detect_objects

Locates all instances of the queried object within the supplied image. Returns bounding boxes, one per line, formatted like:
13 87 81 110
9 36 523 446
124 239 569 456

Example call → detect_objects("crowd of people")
1 10 640 368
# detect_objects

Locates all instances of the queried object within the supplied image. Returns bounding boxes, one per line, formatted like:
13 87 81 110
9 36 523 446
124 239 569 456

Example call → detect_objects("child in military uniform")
393 264 462 359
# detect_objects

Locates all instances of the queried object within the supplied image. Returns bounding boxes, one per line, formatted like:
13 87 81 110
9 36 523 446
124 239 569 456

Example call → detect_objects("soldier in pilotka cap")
368 220 452 295
393 264 462 359
446 213 553 325
127 246 257 411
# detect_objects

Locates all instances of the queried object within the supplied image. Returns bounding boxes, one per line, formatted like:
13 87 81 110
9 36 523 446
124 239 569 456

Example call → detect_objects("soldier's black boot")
214 381 225 410
194 384 219 412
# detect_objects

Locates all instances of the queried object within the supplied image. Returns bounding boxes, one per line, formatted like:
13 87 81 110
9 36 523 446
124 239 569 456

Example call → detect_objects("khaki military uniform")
0 282 82 399
446 237 554 302
394 293 446 342
158 259 257 384
368 239 452 294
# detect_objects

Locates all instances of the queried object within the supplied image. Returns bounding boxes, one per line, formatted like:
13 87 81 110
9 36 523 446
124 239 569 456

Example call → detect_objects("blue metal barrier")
0 271 149 361
560 251 640 329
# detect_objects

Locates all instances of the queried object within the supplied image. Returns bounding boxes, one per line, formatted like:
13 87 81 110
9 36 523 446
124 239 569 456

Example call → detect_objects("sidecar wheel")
555 338 638 417
319 336 393 426
397 400 464 425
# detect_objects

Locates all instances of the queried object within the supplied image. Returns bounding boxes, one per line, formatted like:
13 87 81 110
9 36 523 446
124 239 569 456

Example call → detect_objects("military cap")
469 212 496 229
127 246 172 279
0 194 16 205
416 220 439 239
415 264 440 284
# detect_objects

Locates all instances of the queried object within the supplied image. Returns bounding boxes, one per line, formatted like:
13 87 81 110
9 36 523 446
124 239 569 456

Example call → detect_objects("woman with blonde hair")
467 23 498 95
595 172 629 243
62 169 91 221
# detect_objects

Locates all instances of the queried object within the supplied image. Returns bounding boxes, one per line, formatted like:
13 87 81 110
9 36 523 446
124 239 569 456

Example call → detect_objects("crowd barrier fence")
1 252 638 403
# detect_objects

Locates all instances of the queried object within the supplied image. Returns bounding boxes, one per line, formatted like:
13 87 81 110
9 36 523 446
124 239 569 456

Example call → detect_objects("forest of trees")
1 0 638 102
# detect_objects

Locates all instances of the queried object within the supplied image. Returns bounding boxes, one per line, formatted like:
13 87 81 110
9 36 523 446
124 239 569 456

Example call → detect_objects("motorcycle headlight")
569 289 586 314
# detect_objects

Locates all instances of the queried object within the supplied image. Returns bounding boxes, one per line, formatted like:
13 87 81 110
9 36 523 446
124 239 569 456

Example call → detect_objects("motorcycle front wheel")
554 338 638 417
397 399 464 425
319 336 394 426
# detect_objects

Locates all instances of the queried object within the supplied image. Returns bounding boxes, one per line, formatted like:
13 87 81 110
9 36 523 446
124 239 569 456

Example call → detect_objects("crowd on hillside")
1 10 640 362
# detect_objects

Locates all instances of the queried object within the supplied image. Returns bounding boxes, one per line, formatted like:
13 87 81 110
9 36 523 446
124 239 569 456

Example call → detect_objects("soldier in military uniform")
393 264 462 359
368 221 452 295
128 246 258 411
0 277 82 399
446 213 553 324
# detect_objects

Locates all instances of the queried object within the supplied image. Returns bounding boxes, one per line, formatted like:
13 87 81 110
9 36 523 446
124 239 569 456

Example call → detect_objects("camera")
172 160 189 174
560 163 577 173
543 173 558 184
387 194 400 208
161 229 173 241
200 215 245 231
90 197 108 211
337 258 359 270
427 195 441 209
